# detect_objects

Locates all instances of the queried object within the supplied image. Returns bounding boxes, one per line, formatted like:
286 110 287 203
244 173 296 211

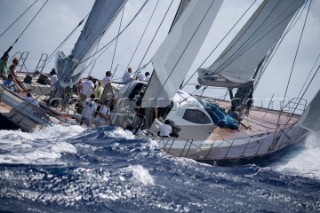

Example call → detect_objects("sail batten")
141 0 223 108
198 0 305 88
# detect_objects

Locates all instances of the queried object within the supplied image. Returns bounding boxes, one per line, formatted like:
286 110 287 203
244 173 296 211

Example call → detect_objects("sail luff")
197 0 305 88
168 0 191 33
56 0 127 88
141 0 223 108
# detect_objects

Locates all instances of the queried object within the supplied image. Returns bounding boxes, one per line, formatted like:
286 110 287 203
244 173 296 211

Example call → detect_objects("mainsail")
56 0 127 89
141 0 223 108
299 89 320 133
197 0 305 88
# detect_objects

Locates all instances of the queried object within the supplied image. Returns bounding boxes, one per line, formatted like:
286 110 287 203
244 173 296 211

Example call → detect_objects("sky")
0 0 319 106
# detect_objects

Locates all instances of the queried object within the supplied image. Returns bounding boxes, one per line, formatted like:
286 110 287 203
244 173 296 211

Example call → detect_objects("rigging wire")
0 0 38 38
125 0 160 73
77 0 149 67
299 57 320 102
61 0 150 81
295 0 317 99
147 0 217 108
87 38 103 77
281 0 311 105
135 0 175 73
181 0 257 88
298 53 320 98
127 3 174 77
253 1 308 89
251 1 308 114
183 0 306 90
210 0 283 76
44 16 88 68
70 0 150 82
5 0 48 54
110 6 125 72
283 0 318 120
213 1 301 87
268 0 312 147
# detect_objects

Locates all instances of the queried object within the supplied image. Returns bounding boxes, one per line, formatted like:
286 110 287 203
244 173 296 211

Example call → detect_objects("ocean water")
0 125 319 213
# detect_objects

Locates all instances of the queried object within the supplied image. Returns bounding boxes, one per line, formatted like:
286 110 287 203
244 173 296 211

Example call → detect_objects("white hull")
0 73 309 163
0 84 49 132
0 74 77 132
155 124 307 161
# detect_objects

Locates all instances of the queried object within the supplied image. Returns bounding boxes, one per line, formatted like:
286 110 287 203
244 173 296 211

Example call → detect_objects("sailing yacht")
0 0 127 132
0 0 318 163
111 0 316 162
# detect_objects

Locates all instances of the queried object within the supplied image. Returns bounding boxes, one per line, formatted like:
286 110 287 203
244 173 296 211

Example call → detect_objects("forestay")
141 0 223 108
197 0 305 88
56 0 127 88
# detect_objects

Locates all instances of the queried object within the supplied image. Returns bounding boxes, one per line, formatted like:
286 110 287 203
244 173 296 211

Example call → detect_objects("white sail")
56 0 127 88
141 0 223 108
198 0 305 88
299 90 320 133
169 0 191 32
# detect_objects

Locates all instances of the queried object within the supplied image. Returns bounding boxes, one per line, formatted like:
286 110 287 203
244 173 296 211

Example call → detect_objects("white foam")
34 124 86 139
273 133 320 180
128 165 155 186
104 127 136 140
0 124 83 165
148 138 159 149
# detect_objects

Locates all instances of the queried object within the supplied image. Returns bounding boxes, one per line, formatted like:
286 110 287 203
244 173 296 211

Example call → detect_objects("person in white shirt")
80 94 97 126
144 72 150 82
136 71 145 81
122 67 134 84
49 68 58 86
102 71 112 87
159 120 173 137
25 92 39 107
80 76 95 100
95 100 112 126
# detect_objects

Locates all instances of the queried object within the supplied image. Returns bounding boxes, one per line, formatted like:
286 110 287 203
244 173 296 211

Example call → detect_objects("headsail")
197 0 305 88
141 0 223 108
168 0 191 33
56 0 127 89
299 89 320 133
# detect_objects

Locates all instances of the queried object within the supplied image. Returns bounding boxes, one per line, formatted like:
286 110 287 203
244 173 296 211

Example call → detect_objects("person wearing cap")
0 52 9 80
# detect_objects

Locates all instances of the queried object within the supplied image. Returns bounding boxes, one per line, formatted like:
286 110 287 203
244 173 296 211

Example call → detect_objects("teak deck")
209 100 299 141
